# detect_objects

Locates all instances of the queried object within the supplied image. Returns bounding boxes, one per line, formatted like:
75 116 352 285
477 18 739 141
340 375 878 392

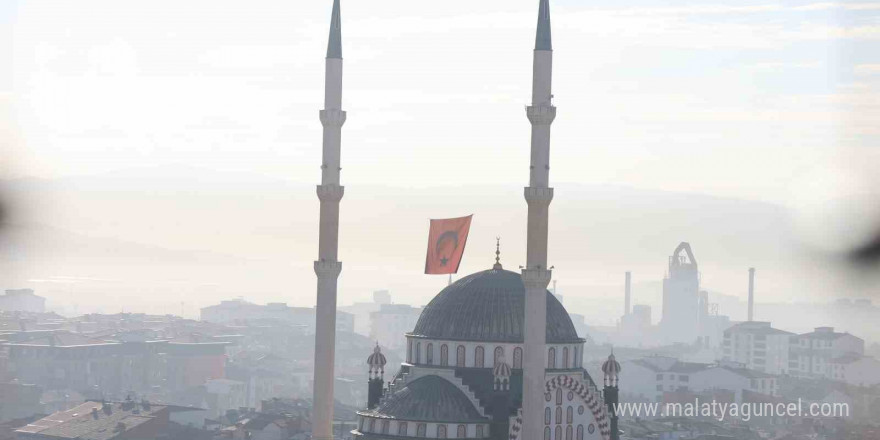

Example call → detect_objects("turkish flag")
424 215 473 274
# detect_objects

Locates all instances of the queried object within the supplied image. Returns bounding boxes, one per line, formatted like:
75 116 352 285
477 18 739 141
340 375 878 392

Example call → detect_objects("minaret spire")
312 1 346 440
521 1 556 440
535 0 552 51
327 0 342 59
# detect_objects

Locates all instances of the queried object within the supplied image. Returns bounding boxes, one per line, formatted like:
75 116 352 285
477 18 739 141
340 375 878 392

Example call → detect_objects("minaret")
601 352 622 440
521 2 555 440
312 1 345 439
366 344 387 409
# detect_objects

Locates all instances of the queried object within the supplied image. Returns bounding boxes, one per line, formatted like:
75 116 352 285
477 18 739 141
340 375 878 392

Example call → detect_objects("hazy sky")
2 1 880 323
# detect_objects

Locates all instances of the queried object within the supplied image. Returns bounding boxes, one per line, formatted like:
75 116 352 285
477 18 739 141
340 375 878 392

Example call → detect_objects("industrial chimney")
624 271 632 316
748 267 755 321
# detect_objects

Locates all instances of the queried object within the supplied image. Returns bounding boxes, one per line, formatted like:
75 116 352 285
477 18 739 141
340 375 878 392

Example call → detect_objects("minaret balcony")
524 186 554 207
316 184 345 202
319 109 347 127
526 105 556 125
521 267 552 290
314 260 343 278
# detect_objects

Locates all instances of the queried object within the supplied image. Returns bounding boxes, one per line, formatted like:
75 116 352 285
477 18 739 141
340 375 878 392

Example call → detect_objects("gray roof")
360 375 486 423
535 0 552 50
409 268 581 343
327 0 342 59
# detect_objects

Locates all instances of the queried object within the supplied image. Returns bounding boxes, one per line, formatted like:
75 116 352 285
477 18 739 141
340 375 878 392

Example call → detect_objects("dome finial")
493 236 503 270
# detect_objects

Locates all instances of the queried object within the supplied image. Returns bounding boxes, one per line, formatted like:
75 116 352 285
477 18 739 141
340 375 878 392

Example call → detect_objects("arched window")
438 425 447 438
457 345 466 367
565 426 572 440
494 346 504 367
426 343 434 365
576 425 584 440
573 347 578 367
556 389 563 405
457 425 466 438
476 425 484 438
407 340 412 363
544 427 551 440
513 347 523 369
382 421 390 434
556 406 563 424
548 348 556 369
398 422 408 436
369 419 376 432
555 426 562 440
417 423 427 437
566 407 573 424
415 342 421 364
544 408 551 425
358 418 364 431
441 344 449 366
475 346 485 368
563 347 569 368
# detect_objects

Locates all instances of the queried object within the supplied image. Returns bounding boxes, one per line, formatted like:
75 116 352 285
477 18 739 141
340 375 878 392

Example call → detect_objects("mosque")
306 1 623 440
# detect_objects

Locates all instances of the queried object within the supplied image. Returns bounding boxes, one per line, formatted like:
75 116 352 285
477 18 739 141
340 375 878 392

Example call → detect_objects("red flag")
424 215 473 274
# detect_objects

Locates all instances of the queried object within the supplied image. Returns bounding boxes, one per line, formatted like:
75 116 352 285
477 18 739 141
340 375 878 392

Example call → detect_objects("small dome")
601 353 621 377
493 359 511 378
361 375 486 422
410 269 581 343
367 344 387 368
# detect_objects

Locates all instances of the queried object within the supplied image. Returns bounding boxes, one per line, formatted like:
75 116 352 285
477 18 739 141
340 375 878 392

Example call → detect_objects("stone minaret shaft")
521 2 555 440
312 1 345 440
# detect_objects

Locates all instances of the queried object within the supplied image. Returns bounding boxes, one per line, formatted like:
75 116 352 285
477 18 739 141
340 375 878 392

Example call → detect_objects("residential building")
722 321 793 374
0 289 45 313
368 304 421 350
790 326 864 378
829 354 880 387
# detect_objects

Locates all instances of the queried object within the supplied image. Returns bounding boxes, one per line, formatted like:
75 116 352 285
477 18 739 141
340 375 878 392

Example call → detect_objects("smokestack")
624 272 632 316
748 267 755 321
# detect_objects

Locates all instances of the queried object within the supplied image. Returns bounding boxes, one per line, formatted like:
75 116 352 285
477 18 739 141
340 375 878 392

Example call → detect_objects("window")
563 347 569 368
399 422 408 436
656 385 663 391
544 427 551 440
438 425 447 438
679 375 689 382
576 425 584 440
556 389 563 405
545 408 551 425
458 425 466 438
417 423 427 437
514 347 523 369
415 343 421 364
426 343 434 365
382 421 390 434
494 346 504 367
556 406 562 424
457 345 466 367
407 340 412 363
441 344 449 366
555 426 562 440
359 418 364 431
548 348 556 369
566 407 573 424
565 425 572 440
573 347 578 367
656 374 663 381
476 425 484 438
369 419 376 432
475 346 485 368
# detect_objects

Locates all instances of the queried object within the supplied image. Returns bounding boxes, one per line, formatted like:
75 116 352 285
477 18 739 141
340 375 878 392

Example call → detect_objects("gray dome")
362 375 486 422
409 268 581 343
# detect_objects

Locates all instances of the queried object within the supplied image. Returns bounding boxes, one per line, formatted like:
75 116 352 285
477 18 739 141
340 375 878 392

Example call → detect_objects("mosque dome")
362 375 487 422
409 268 581 343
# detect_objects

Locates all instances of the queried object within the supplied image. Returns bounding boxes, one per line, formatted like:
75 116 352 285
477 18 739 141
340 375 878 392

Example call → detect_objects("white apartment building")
790 327 864 378
722 321 793 374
